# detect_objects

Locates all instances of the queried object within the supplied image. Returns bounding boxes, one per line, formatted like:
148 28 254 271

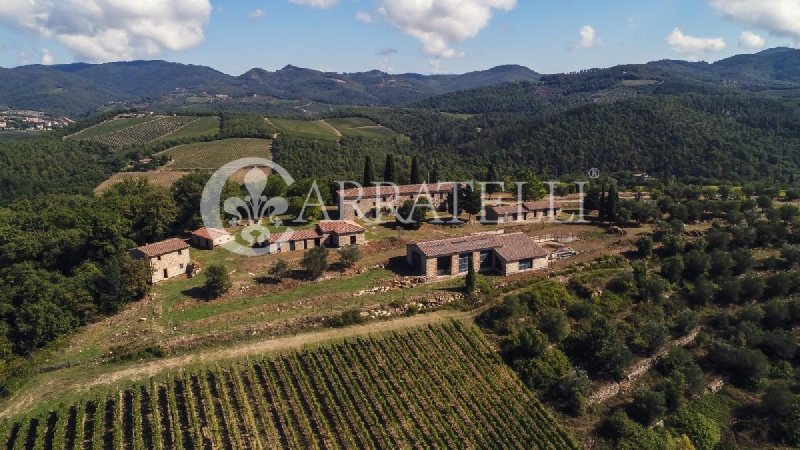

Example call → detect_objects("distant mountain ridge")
0 61 541 115
3 47 800 116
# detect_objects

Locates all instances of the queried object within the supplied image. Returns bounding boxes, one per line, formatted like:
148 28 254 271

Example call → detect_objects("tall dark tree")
383 154 396 183
485 164 499 195
363 156 375 186
410 156 422 184
430 165 440 183
604 183 620 223
465 257 477 295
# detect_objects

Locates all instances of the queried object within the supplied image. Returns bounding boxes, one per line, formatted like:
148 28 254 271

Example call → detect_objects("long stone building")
337 183 454 220
406 231 549 279
484 200 562 224
256 220 367 254
130 238 191 283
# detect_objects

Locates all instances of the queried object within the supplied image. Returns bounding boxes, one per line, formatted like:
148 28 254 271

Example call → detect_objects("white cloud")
0 0 212 62
289 0 339 9
41 48 54 65
739 31 766 49
377 0 517 59
355 11 373 23
250 8 265 19
666 28 727 54
578 25 600 49
709 0 800 40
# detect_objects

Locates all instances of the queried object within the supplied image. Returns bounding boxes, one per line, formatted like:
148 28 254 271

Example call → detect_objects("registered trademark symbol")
588 168 601 179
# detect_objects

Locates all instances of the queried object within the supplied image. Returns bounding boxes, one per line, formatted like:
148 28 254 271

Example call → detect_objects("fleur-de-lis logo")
201 158 295 256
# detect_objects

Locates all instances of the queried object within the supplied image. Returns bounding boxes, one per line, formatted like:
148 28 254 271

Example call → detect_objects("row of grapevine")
90 116 197 147
2 323 577 449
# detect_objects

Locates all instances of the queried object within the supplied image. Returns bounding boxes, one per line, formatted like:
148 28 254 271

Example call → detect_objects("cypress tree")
606 183 620 222
465 256 477 295
363 156 374 186
430 165 440 183
410 156 422 184
485 164 499 195
384 154 396 183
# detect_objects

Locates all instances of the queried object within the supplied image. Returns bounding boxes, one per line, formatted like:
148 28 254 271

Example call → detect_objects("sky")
0 0 798 75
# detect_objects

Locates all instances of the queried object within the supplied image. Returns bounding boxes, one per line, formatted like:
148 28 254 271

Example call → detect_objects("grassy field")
159 116 220 141
162 138 272 170
67 117 158 140
94 172 190 193
269 118 342 141
1 322 576 449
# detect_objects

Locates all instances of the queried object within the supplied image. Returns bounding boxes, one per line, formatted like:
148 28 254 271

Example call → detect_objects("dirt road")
0 309 475 420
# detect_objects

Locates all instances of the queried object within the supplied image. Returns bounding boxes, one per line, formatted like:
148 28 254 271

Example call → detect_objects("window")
289 241 296 251
178 250 182 256
479 251 492 270
519 259 534 270
350 235 357 245
437 257 451 276
179 264 184 269
157 255 161 261
458 253 471 273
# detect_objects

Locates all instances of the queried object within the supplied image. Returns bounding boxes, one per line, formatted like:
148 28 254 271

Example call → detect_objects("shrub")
327 309 366 327
538 308 570 342
338 245 361 268
204 264 232 299
628 388 667 425
302 245 329 279
268 259 292 279
666 408 721 450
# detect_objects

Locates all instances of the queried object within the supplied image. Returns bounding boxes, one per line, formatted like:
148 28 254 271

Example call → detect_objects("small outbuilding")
191 227 235 249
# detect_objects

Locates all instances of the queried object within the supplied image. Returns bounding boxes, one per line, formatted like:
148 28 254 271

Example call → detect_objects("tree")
465 256 477 295
397 198 428 229
757 194 773 211
604 183 620 222
363 155 375 187
628 388 667 425
302 245 329 279
661 256 684 284
485 164 500 195
383 154 396 183
683 250 711 280
429 165 440 183
102 179 177 245
689 276 715 306
636 235 654 258
539 308 570 342
268 259 292 280
667 408 721 450
409 156 422 185
204 264 231 299
338 245 361 268
520 171 547 201
709 250 734 279
459 184 482 221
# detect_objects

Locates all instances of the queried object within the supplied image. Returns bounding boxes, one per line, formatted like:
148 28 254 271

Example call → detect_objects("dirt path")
319 119 343 137
0 309 475 420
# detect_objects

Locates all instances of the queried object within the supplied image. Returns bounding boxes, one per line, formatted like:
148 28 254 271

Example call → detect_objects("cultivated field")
269 118 341 141
1 322 576 449
325 117 395 139
81 116 200 147
67 117 159 141
94 172 190 194
161 138 272 170
159 116 220 141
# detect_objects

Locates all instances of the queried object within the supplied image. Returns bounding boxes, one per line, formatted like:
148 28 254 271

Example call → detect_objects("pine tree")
410 156 422 184
363 156 374 186
383 154 396 183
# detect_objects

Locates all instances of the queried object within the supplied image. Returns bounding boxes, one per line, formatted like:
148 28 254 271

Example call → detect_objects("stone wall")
149 249 191 283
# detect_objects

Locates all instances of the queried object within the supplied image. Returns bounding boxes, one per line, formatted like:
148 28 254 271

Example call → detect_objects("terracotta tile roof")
411 232 547 261
132 238 189 258
268 228 322 244
486 200 562 215
493 233 549 261
191 227 230 240
317 220 365 235
338 183 454 200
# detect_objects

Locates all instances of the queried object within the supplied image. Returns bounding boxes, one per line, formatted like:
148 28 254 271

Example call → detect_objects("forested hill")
342 94 800 183
0 61 540 116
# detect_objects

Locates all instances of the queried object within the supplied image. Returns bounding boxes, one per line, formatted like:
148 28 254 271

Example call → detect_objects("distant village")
0 109 72 131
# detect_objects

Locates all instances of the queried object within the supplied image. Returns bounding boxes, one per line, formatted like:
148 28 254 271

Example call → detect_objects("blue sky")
0 0 797 75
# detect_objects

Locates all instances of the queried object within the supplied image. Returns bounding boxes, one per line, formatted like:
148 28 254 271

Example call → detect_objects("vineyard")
1 323 576 449
162 138 271 170
89 116 199 147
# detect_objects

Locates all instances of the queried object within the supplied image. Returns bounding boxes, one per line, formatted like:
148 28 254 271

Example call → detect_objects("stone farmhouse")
190 227 235 250
484 200 562 224
406 231 549 279
130 238 191 284
256 221 367 254
337 183 454 220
